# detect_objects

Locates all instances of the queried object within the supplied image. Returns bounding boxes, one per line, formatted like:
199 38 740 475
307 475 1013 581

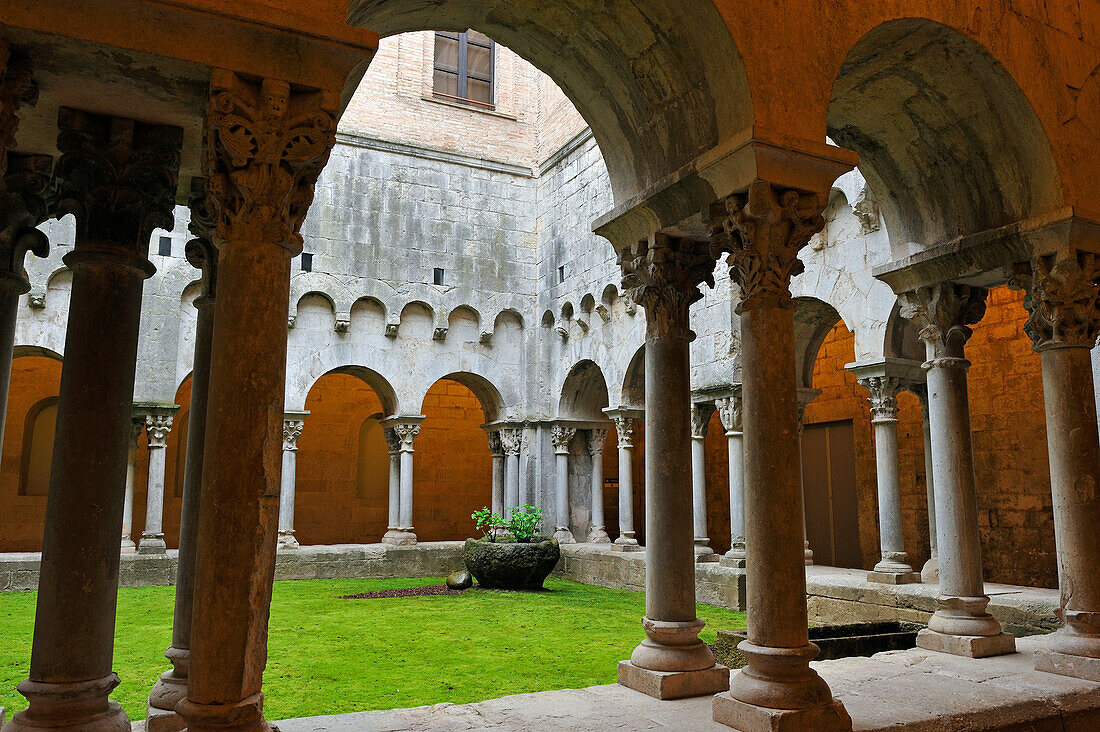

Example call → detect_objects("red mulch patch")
339 584 469 599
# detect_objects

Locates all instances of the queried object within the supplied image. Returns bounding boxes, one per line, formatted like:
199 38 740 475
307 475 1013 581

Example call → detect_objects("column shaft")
617 444 634 539
399 448 414 528
277 444 298 548
723 430 745 565
551 425 576 544
505 452 520 509
139 412 174 554
921 400 939 581
588 429 610 543
121 424 139 552
388 452 401 527
491 454 504 516
0 290 18 457
691 436 707 540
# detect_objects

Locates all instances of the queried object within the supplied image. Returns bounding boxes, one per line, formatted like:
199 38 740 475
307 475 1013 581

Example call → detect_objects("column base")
804 543 814 566
694 539 718 563
146 704 186 732
916 628 1016 658
552 526 576 544
613 531 639 547
176 693 271 732
611 542 644 553
866 569 921 584
3 675 131 732
276 530 300 550
138 534 167 554
1035 648 1100 682
921 555 940 583
617 660 729 700
713 693 851 732
588 526 611 544
720 552 747 568
147 646 189 729
121 535 136 553
382 529 417 546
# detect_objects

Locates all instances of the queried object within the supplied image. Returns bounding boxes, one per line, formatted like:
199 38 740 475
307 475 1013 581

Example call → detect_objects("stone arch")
828 18 1063 257
426 371 505 423
348 0 752 202
558 359 609 420
793 297 846 391
621 345 645 408
309 365 399 418
12 345 62 361
447 305 481 342
540 309 555 329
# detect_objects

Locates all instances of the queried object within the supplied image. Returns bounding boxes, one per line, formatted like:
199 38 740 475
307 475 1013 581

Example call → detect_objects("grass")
0 577 746 721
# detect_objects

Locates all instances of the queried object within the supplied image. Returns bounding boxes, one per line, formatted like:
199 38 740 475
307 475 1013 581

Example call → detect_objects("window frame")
433 31 496 109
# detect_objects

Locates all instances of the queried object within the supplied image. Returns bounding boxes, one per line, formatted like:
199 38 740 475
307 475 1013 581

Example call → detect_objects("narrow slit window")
558 266 565 284
301 253 313 272
433 268 445 286
158 236 172 257
433 30 495 108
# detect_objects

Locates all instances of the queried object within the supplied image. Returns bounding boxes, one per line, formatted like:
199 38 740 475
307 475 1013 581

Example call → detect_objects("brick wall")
802 286 1056 588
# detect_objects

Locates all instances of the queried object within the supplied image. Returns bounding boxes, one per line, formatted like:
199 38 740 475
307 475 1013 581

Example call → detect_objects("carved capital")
282 419 304 451
486 430 503 457
55 109 182 257
587 427 608 456
383 427 401 455
898 283 987 366
392 423 420 451
710 181 826 312
690 403 714 439
129 418 145 446
0 43 37 179
859 376 903 424
611 416 635 449
205 70 337 254
500 427 523 457
619 233 714 339
550 425 576 454
185 177 218 300
1 153 51 294
714 395 743 433
145 414 174 449
1010 252 1100 351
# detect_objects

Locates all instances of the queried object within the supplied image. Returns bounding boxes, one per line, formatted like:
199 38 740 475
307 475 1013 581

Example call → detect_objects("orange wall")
803 286 1055 588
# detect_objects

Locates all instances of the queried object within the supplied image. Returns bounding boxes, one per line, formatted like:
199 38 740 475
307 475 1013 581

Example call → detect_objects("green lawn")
0 577 745 721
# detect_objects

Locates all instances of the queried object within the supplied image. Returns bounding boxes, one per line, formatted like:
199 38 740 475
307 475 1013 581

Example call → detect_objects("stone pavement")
272 635 1100 731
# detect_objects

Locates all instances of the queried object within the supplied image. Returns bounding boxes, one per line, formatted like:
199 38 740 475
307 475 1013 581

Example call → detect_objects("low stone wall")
553 544 747 611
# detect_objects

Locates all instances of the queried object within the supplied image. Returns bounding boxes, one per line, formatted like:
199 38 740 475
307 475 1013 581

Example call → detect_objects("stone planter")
463 537 560 590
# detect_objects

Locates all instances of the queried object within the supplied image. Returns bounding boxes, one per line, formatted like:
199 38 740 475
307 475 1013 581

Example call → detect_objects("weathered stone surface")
445 570 472 590
463 538 560 590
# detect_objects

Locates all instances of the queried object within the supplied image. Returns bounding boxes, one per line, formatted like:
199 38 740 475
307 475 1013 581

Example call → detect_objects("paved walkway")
273 636 1100 731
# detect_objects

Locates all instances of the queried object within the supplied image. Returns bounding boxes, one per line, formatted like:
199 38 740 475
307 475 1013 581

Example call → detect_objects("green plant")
471 507 507 542
505 505 543 543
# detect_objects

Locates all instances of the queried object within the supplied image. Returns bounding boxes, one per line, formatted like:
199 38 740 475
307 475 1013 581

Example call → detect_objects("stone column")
858 375 919 583
382 418 423 545
795 395 815 566
587 427 611 543
899 282 1014 658
277 413 306 550
121 418 143 552
5 108 182 732
616 233 728 699
715 395 745 568
1014 252 1100 681
147 205 218 732
177 71 335 732
690 402 717 561
550 424 576 544
487 430 504 517
519 425 533 506
911 383 939 583
502 427 521 511
605 409 642 551
711 182 850 729
138 407 178 554
0 48 47 474
382 427 402 543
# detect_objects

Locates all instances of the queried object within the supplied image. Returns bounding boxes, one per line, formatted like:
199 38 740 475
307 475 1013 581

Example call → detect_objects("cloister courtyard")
1 1 1100 731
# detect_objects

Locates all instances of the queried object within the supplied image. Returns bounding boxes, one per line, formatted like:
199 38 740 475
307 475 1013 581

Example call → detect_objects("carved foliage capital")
486 430 503 457
898 283 987 364
185 177 218 299
0 44 38 178
1011 252 1100 351
282 419 304 451
54 109 182 254
392 423 420 451
709 181 826 312
383 427 401 455
145 413 174 448
550 425 576 453
611 416 635 449
500 427 523 456
619 233 714 338
1 154 51 292
690 403 714 439
714 396 742 433
205 71 336 253
587 427 609 456
859 376 903 424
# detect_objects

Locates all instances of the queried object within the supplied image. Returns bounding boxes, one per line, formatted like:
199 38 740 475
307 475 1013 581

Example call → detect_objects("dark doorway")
801 420 862 568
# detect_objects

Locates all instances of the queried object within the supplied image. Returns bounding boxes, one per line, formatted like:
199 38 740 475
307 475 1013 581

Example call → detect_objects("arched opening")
296 370 395 545
558 360 613 541
0 351 63 551
828 19 1062 258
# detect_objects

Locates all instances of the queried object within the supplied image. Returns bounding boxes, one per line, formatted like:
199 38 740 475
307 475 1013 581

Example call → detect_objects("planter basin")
714 621 923 669
463 537 560 590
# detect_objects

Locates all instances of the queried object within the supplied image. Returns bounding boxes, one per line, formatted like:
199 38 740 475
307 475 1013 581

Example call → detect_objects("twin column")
277 413 306 550
605 408 643 551
380 417 424 546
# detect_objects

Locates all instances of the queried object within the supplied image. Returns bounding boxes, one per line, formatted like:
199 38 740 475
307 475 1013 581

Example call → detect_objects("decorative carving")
486 430 503 457
55 109 182 253
859 376 903 424
500 427 523 457
1 154 51 294
611 416 635 449
587 427 609 456
205 70 337 253
0 43 37 179
392 423 420 451
622 293 637 316
432 326 447 341
282 419 304 451
550 425 576 454
145 414 174 449
479 330 493 345
898 283 988 366
709 181 826 312
383 427 401 455
26 287 44 308
1010 252 1100 351
595 304 610 323
335 317 350 334
185 177 218 300
690 403 714 439
555 324 568 339
384 318 399 338
129 418 145 445
287 315 297 329
714 395 742 433
619 233 714 338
